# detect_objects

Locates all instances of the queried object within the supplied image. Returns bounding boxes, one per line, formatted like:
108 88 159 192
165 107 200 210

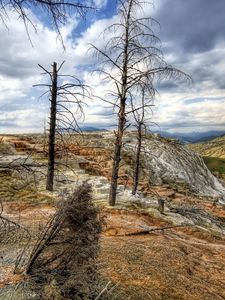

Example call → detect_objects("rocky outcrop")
125 136 225 201
2 133 225 202
65 132 225 201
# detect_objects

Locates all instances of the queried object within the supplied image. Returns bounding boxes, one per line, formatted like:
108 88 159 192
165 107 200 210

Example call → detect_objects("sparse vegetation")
0 133 225 300
203 156 225 179
189 136 225 180
189 135 225 159
0 169 52 204
0 0 224 298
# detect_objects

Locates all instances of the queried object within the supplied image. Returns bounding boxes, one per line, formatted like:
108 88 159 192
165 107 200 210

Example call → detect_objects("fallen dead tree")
121 224 194 236
25 182 104 299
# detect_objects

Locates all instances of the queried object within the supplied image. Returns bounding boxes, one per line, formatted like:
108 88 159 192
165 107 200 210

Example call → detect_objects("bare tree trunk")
92 0 189 205
43 118 47 154
109 101 126 206
36 61 87 191
132 122 142 195
46 62 57 191
108 3 132 206
158 198 165 214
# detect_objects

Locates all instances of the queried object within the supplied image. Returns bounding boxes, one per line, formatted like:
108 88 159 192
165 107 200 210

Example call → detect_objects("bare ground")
0 134 225 299
1 202 225 299
101 211 225 300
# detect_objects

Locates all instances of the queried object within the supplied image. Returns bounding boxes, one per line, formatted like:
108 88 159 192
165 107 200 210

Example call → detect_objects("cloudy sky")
0 0 225 134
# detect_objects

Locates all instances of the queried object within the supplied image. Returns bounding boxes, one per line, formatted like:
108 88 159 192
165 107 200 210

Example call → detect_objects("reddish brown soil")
1 202 225 299
101 233 225 300
99 209 225 300
1 135 225 299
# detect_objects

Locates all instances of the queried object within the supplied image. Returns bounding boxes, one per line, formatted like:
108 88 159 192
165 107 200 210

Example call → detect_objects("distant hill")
188 135 225 179
188 134 225 159
154 130 225 144
81 126 108 132
61 126 108 133
63 128 225 141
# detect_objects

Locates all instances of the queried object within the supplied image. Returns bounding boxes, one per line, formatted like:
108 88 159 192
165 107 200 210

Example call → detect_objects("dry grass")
0 142 16 155
189 135 225 159
101 231 225 300
1 200 225 299
0 170 52 204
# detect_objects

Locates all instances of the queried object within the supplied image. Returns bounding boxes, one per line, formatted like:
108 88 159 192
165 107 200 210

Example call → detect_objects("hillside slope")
1 133 225 201
124 134 225 201
189 135 225 159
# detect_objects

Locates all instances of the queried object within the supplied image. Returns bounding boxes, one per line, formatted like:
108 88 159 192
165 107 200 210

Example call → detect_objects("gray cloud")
1 2 225 134
156 81 179 91
156 0 225 54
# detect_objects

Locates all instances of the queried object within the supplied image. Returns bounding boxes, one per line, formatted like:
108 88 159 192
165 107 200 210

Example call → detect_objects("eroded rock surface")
125 136 225 201
0 134 225 299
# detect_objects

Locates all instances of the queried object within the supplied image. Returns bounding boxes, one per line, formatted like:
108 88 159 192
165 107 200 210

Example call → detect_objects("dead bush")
26 182 104 299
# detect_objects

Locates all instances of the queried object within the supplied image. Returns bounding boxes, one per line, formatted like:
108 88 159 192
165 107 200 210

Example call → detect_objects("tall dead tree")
132 120 143 195
35 61 89 191
46 62 57 191
131 90 152 195
92 0 189 206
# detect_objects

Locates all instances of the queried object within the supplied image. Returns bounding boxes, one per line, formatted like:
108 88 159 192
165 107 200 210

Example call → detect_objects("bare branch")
90 0 191 205
0 0 96 46
34 61 90 191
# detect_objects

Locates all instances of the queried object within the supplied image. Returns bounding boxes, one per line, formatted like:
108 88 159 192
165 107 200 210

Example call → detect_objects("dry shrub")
26 182 103 299
0 140 16 155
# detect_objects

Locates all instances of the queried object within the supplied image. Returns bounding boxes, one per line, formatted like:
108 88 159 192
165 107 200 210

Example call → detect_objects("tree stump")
158 198 165 214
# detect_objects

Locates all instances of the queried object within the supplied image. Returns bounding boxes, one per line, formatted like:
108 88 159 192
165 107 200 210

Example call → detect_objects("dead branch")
124 224 194 236
25 182 103 299
0 0 96 47
90 0 190 206
95 281 112 300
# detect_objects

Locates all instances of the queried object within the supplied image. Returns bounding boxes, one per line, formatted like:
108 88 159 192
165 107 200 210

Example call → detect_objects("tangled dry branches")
26 182 104 299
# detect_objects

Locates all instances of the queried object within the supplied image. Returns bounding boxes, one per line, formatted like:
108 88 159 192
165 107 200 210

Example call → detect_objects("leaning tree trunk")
132 122 142 195
108 101 126 206
46 62 57 191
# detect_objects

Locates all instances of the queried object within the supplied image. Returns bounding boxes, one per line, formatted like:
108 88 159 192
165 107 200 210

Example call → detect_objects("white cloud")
94 0 108 8
0 108 45 133
0 10 87 133
1 1 225 134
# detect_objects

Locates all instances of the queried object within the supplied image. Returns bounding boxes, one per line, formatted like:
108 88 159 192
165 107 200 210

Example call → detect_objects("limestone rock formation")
124 135 225 201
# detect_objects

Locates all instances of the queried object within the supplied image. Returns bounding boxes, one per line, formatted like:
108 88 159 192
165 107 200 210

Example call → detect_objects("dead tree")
132 120 143 195
91 0 189 206
46 62 57 192
26 183 103 299
35 61 89 191
131 90 153 195
0 0 95 45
